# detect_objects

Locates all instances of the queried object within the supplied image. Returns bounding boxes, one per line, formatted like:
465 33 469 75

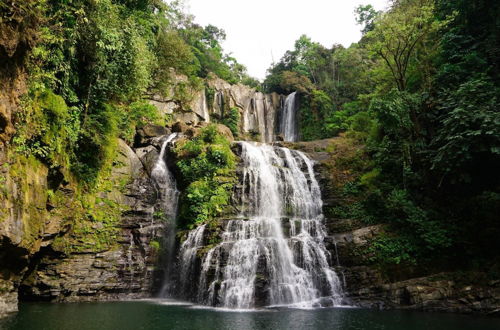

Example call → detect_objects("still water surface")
1 300 499 330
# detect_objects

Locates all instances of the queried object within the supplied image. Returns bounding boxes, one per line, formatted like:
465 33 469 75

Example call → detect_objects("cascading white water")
151 133 179 219
190 141 342 309
280 92 298 142
177 224 206 297
151 133 181 297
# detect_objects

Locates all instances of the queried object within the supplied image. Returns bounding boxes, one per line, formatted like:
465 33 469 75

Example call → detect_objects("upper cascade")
148 74 301 143
280 92 299 142
176 141 343 309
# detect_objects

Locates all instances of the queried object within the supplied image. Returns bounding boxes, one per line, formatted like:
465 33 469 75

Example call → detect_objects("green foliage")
176 22 259 86
385 189 450 251
13 89 79 169
364 0 444 92
299 90 335 141
361 188 451 266
265 35 376 139
355 4 379 35
221 107 240 137
155 30 199 87
175 125 237 228
359 168 380 190
279 71 314 94
431 76 500 184
71 103 120 186
149 240 161 252
366 233 418 265
9 0 259 190
118 101 161 144
347 111 376 141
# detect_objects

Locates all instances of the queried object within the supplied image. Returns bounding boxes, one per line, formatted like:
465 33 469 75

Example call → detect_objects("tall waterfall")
179 142 342 309
152 133 180 296
152 133 179 219
280 92 298 142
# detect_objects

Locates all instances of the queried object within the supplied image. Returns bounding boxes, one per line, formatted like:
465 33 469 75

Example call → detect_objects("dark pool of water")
1 300 499 330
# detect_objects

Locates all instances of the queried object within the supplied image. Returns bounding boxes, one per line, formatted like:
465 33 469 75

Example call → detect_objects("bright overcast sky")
184 0 390 80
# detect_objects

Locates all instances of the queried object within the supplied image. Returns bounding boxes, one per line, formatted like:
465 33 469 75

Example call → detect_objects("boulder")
215 124 234 142
115 139 143 178
140 124 169 138
135 124 169 146
171 121 191 134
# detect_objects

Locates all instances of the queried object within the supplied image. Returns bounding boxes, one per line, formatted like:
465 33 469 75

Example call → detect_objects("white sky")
184 0 390 80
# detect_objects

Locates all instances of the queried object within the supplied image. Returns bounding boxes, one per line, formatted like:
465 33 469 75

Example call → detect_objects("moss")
149 240 161 252
1 153 49 249
13 89 78 171
48 151 129 254
51 193 123 254
205 85 215 109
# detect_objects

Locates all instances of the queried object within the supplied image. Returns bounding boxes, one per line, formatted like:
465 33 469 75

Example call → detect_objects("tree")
355 4 379 35
365 0 442 91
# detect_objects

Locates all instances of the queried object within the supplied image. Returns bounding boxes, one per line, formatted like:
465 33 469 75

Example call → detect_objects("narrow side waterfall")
151 133 179 219
179 141 342 309
151 133 180 296
280 92 298 142
178 224 206 299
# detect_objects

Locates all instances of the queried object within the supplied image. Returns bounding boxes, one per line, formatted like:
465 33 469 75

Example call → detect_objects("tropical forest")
0 0 499 329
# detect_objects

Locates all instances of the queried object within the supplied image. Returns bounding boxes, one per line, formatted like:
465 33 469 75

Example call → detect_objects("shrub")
175 125 237 228
221 107 240 137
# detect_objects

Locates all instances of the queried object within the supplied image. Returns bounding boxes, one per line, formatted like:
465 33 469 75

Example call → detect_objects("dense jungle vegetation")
265 0 500 270
1 0 255 188
0 0 255 250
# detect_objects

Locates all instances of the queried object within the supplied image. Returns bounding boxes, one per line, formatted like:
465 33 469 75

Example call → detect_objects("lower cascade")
175 141 343 309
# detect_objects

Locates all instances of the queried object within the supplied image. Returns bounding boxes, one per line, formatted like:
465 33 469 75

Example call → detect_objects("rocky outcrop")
0 127 179 316
147 70 209 125
0 154 51 316
329 223 500 314
17 138 169 303
147 71 284 142
345 271 500 314
0 8 43 316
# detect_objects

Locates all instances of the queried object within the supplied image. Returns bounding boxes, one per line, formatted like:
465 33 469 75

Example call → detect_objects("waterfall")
280 92 298 142
152 133 179 219
152 133 180 296
177 224 206 298
183 141 342 309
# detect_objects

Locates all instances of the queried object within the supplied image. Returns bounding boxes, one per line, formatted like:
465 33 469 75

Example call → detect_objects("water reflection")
1 301 499 330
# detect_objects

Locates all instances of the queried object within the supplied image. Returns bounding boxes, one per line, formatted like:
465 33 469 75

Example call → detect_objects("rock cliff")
0 125 178 315
147 71 284 142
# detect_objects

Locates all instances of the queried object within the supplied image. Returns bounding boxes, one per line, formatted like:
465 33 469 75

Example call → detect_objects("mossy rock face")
0 153 51 316
2 134 168 304
1 154 49 253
